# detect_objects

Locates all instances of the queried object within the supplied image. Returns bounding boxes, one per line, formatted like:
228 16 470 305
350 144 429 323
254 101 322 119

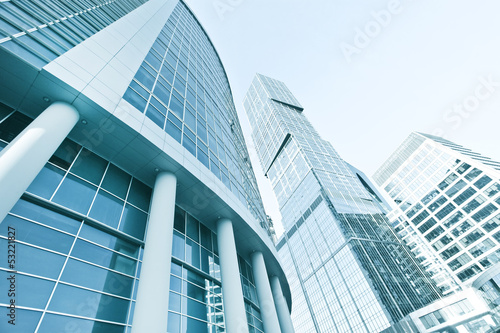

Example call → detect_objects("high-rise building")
0 1 293 333
244 74 442 333
374 132 500 296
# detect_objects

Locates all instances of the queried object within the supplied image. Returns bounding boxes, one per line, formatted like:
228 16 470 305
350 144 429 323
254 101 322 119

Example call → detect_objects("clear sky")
185 0 500 236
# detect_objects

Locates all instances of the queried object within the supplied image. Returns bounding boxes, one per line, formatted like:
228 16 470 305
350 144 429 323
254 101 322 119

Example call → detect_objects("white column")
270 276 295 333
0 101 79 223
251 251 281 333
131 172 177 333
217 218 249 333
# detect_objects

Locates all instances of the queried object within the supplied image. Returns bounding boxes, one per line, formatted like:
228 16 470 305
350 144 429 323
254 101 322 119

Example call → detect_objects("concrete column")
131 172 177 333
251 251 281 333
270 275 295 333
217 218 249 333
0 101 79 223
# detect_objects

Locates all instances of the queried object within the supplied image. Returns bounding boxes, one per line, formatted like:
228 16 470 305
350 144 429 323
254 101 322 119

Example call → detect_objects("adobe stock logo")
213 0 245 21
340 0 404 63
432 75 499 138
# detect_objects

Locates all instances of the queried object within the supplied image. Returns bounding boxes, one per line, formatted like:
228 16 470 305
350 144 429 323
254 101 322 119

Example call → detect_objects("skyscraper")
244 74 442 333
374 132 500 296
0 1 293 332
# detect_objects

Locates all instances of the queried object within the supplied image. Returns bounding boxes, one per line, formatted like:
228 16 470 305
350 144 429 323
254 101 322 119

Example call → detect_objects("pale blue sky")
185 0 500 235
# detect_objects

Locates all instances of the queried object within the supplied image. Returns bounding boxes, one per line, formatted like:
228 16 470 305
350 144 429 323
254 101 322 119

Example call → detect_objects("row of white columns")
0 102 294 333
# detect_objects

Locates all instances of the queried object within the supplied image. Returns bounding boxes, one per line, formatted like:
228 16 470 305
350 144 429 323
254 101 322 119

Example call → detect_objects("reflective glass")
0 271 54 309
89 190 124 228
172 230 185 260
10 199 81 234
52 174 98 214
62 258 134 298
127 179 151 211
1 214 74 253
71 239 136 276
26 163 65 199
49 139 81 170
70 149 108 184
119 204 147 240
101 164 131 199
186 238 200 269
0 308 41 333
38 313 126 333
0 238 66 279
48 283 130 323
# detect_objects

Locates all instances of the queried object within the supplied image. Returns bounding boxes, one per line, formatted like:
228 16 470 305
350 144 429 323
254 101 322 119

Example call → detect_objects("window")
445 180 466 198
464 168 482 181
463 195 487 214
454 187 476 205
436 203 456 220
472 204 497 224
475 175 492 189
470 239 496 258
440 244 461 260
459 229 484 247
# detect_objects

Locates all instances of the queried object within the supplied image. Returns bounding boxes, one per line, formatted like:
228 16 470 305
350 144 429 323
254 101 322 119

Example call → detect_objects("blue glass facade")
245 74 442 332
0 106 269 332
122 2 269 235
0 0 148 68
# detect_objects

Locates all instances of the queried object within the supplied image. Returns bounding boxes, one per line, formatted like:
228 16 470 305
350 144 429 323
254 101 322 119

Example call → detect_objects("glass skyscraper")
0 1 293 333
374 132 500 296
244 74 442 333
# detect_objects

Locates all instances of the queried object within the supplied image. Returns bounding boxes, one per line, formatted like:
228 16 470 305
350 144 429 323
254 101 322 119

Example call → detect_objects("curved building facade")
0 1 291 333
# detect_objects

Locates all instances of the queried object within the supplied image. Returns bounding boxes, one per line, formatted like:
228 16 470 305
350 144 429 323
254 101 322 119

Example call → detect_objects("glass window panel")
48 284 129 323
0 271 54 309
1 215 74 253
169 292 181 312
174 208 186 233
172 230 185 260
26 163 65 199
186 238 200 269
166 119 182 143
169 96 184 119
145 104 166 129
201 248 210 274
183 135 196 156
0 308 41 333
124 87 148 112
49 138 81 170
61 259 134 298
186 281 206 303
38 313 126 333
0 111 32 143
186 215 199 242
167 312 181 333
185 298 207 321
127 179 151 212
52 174 97 214
0 239 66 279
170 275 182 293
71 239 136 276
78 224 139 258
89 190 124 228
200 224 212 251
101 164 131 200
10 199 81 234
70 149 108 184
119 204 148 240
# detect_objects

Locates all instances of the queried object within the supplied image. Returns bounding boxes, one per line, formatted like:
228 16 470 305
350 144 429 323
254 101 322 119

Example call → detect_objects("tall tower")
244 74 442 332
374 132 500 296
0 2 291 333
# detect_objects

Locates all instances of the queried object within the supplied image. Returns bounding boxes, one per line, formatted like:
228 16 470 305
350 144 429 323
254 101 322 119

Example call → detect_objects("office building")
374 132 500 296
0 1 293 332
244 74 442 333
